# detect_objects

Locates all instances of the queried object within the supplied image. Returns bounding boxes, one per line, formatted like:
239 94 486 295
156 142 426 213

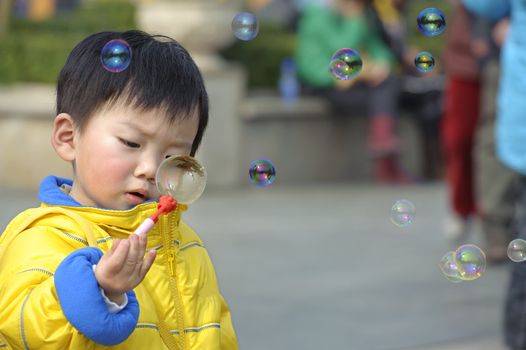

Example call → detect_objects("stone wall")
0 84 72 191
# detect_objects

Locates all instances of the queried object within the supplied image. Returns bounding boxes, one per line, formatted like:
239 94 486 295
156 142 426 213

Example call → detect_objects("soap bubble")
155 155 206 205
390 199 416 227
329 59 353 80
455 244 486 281
232 12 259 41
508 239 526 262
249 159 276 187
414 51 435 73
439 251 463 283
417 8 446 37
329 48 362 80
101 39 132 73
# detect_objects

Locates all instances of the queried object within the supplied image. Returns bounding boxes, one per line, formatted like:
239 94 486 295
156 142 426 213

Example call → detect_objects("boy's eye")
119 138 140 148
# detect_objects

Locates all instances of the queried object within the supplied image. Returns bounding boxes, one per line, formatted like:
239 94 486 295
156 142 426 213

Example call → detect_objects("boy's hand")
94 234 157 303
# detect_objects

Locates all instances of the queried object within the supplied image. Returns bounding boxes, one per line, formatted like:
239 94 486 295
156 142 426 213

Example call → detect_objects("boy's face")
65 103 199 210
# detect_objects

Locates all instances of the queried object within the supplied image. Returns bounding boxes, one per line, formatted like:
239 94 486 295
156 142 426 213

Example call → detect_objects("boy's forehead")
107 104 198 141
120 106 171 124
103 102 198 126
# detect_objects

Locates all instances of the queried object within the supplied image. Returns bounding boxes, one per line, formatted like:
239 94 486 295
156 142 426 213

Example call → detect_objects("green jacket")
296 4 394 88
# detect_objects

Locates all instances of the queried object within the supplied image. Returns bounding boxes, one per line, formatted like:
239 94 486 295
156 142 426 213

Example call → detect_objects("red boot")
367 114 400 157
373 154 415 185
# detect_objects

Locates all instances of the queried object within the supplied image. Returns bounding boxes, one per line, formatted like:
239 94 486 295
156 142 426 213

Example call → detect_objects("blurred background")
0 0 515 349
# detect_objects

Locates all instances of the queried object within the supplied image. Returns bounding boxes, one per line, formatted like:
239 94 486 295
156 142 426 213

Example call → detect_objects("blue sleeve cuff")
55 247 139 346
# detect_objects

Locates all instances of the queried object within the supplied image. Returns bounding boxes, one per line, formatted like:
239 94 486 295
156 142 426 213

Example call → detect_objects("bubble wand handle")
134 195 178 236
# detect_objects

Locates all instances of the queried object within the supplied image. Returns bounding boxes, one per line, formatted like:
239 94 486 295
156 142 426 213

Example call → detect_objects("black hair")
56 30 208 156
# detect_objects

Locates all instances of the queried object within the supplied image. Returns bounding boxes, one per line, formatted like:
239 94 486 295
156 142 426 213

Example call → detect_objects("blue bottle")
278 57 300 104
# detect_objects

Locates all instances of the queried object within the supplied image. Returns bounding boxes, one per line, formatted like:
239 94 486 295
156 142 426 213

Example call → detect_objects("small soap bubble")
415 51 435 73
508 239 526 262
232 12 259 41
329 59 352 80
155 155 207 205
455 244 486 281
439 251 463 283
417 8 446 37
329 48 362 80
249 159 276 187
101 39 132 73
390 199 416 227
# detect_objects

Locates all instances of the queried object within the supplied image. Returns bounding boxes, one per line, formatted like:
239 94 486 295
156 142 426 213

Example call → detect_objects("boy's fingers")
139 250 157 278
137 233 147 263
109 238 130 272
109 239 121 254
121 235 141 274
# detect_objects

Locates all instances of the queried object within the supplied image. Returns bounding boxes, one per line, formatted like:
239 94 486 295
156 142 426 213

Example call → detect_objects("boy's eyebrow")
121 120 192 148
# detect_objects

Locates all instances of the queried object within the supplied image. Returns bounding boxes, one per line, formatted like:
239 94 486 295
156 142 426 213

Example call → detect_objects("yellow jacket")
0 176 237 349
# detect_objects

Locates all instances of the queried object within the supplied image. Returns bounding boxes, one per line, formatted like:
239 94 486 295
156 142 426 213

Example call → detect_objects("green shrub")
0 36 18 84
17 33 85 83
11 0 135 34
0 0 135 85
220 22 296 89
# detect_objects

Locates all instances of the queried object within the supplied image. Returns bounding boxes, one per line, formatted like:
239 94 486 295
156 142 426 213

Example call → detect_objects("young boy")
0 30 238 350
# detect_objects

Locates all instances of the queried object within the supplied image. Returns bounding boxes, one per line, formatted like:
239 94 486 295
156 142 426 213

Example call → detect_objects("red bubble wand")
133 195 177 236
132 155 206 236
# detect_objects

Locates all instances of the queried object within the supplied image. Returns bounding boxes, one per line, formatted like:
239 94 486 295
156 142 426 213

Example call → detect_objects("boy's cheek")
83 160 128 192
97 156 131 176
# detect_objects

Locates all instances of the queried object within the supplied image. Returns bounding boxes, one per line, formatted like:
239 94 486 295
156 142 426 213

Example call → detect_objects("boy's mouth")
128 188 148 198
126 190 149 204
129 191 145 198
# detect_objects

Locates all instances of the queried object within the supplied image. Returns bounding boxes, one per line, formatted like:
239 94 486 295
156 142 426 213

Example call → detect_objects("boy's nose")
134 158 158 183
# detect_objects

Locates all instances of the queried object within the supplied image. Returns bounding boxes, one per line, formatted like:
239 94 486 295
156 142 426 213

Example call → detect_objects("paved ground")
0 182 511 350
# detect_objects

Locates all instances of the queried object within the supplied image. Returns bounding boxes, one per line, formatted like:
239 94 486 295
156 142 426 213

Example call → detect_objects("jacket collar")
38 175 157 209
36 176 187 234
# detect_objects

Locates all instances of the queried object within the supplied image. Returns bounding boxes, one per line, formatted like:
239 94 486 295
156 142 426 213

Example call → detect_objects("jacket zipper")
161 214 188 349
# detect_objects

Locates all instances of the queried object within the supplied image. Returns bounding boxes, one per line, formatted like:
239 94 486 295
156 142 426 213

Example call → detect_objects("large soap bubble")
156 155 207 205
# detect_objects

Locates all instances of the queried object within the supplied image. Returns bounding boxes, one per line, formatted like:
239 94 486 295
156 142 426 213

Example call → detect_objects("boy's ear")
51 113 77 162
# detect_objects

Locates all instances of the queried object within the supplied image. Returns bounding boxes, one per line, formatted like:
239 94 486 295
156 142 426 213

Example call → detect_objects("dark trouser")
505 177 526 350
475 60 521 249
305 75 399 118
400 81 443 180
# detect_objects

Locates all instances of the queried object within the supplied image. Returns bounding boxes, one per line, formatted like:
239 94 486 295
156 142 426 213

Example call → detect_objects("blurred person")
462 1 526 348
55 0 81 12
295 0 412 184
440 0 490 242
13 0 29 17
474 17 520 263
0 30 238 349
27 0 55 21
369 0 408 65
369 0 445 181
